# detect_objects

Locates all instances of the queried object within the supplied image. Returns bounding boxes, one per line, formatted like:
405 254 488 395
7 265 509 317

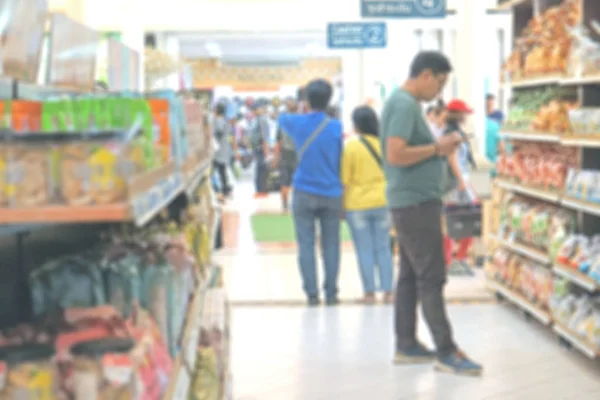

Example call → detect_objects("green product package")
129 98 156 170
74 98 98 131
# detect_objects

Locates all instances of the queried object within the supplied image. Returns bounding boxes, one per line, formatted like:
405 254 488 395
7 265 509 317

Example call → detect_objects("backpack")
249 117 266 151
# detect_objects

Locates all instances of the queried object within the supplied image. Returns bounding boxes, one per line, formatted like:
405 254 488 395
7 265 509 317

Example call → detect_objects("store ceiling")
176 32 332 62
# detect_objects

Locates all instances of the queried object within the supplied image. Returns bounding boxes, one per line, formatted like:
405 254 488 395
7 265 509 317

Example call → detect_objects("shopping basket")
443 189 481 240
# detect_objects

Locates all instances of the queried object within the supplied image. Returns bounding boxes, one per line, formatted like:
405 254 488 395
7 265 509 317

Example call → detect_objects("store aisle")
217 177 492 304
231 304 600 400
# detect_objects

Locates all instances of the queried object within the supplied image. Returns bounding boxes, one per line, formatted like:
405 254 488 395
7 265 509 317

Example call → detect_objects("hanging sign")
361 0 446 19
327 22 387 49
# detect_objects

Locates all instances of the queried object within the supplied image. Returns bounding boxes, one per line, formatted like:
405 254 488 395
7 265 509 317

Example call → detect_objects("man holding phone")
380 51 482 376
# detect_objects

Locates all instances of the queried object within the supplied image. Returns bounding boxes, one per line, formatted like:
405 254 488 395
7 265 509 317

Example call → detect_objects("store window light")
204 41 222 58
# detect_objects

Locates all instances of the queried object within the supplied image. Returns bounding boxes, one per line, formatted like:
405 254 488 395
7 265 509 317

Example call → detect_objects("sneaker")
325 297 339 306
307 296 320 307
383 292 394 304
435 351 483 376
361 293 376 305
394 344 435 364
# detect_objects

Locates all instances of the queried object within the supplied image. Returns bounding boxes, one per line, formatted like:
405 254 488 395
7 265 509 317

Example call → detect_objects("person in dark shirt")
249 100 271 198
486 93 504 124
212 102 232 197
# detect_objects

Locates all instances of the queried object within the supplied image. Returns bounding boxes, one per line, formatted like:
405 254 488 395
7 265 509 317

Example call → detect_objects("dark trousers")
391 200 457 358
254 153 268 193
213 161 231 196
292 190 342 300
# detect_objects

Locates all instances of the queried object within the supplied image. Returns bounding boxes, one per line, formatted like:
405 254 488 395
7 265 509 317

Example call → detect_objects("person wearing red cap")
380 51 482 376
442 100 478 269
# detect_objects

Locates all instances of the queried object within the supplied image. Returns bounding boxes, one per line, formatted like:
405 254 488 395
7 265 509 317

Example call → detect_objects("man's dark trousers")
391 200 457 358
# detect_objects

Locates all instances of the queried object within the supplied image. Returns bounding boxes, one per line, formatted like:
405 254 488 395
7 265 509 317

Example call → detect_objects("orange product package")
148 99 171 164
10 101 42 132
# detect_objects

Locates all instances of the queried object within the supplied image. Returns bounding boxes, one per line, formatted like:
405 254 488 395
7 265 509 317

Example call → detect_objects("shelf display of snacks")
504 87 576 132
190 287 228 400
489 248 554 310
556 234 600 284
496 143 577 191
502 0 581 81
564 168 600 203
550 286 600 349
499 195 575 254
0 189 217 399
567 18 600 77
567 108 600 136
0 93 209 209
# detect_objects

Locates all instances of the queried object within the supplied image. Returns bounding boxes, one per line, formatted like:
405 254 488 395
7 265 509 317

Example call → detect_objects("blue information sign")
327 22 387 49
361 0 446 19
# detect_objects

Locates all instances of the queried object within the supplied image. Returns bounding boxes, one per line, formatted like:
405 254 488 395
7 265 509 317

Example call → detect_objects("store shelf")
553 323 599 359
132 173 183 226
510 75 563 88
487 279 552 325
560 75 600 86
561 196 600 217
553 264 599 292
496 0 532 10
509 74 600 88
183 159 211 198
560 136 600 148
163 266 216 400
495 236 551 265
0 157 212 227
0 204 130 224
501 131 561 143
495 179 560 203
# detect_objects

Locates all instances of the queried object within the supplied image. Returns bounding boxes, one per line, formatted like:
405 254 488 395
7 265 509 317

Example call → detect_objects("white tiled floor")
218 250 492 304
217 179 492 304
224 176 600 399
231 305 600 400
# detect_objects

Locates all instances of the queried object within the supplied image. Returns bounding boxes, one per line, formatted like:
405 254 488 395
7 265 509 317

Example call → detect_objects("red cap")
446 99 473 113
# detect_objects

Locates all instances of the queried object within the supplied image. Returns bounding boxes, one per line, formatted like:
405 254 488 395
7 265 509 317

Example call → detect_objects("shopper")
486 93 504 124
278 79 343 306
273 97 299 211
249 100 271 198
212 102 232 197
342 106 394 304
380 51 482 375
442 99 478 268
426 104 445 139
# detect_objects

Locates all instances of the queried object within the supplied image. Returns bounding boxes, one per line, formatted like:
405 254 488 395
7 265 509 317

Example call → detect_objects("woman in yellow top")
342 106 393 304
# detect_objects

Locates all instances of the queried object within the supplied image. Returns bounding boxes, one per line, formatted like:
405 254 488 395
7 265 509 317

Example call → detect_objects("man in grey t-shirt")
381 51 482 376
212 103 231 196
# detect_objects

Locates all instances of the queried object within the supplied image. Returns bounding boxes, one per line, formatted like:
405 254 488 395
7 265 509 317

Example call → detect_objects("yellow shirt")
341 135 387 211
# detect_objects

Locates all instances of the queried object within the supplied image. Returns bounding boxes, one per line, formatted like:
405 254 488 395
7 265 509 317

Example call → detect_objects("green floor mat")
251 214 352 243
